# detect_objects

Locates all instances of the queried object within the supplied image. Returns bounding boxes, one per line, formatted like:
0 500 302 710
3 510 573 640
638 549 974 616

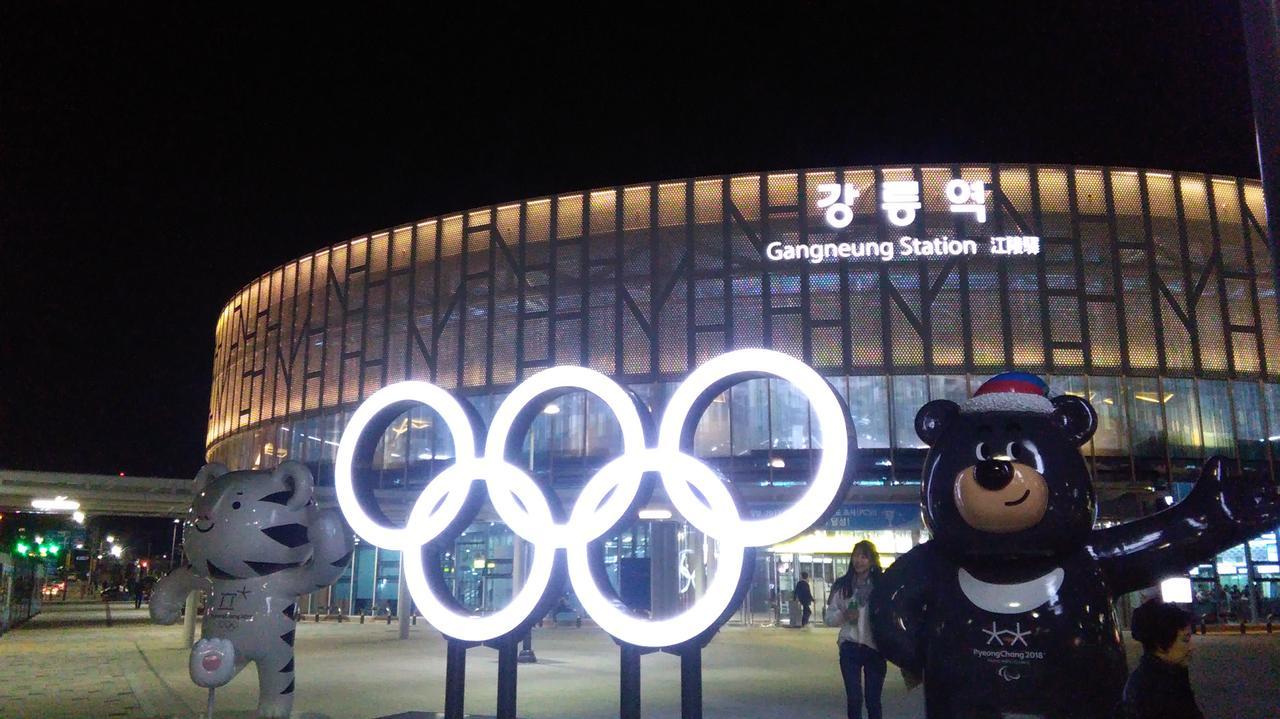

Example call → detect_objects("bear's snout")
954 462 1049 533
974 460 1013 491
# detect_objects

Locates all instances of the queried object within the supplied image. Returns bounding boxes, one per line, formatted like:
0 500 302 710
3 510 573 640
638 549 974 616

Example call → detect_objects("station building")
205 164 1280 623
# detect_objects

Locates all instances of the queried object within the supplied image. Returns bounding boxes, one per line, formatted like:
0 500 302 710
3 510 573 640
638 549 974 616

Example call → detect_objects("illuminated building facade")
205 164 1280 621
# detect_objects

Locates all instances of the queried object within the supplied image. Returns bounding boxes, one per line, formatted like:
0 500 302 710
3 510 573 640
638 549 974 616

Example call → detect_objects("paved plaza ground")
1 600 1278 718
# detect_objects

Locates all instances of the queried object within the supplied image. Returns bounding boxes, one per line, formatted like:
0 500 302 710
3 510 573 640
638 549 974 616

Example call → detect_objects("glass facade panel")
1090 375 1132 483
769 378 812 451
1164 378 1203 481
1232 381 1268 464
693 389 732 457
847 376 890 450
730 379 770 457
928 375 968 404
1128 376 1167 486
1197 380 1235 458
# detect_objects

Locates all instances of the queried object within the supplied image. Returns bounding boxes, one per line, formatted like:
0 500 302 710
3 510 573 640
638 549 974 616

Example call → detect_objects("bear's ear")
1051 394 1097 447
915 400 960 446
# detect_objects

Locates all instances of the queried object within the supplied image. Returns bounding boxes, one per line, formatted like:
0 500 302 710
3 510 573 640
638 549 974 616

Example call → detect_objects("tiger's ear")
270 461 315 511
194 463 229 495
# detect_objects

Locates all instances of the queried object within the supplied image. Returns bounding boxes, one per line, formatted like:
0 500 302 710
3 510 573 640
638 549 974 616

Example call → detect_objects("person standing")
795 572 814 627
1119 598 1203 719
826 541 886 719
131 577 145 609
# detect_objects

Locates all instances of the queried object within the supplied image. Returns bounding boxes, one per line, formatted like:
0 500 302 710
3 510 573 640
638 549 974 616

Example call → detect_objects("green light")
45 544 59 556
14 542 29 555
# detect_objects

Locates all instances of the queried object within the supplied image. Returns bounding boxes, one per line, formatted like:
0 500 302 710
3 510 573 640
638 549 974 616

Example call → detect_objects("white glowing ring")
334 381 478 549
657 349 849 548
401 460 558 641
485 365 649 542
566 449 746 647
334 350 852 648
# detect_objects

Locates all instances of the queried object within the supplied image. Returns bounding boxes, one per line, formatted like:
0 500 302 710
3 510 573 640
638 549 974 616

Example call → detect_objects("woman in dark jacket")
1119 598 1203 719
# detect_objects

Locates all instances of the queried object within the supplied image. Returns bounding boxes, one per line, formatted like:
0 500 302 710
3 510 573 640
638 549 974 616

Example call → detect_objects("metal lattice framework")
206 164 1280 484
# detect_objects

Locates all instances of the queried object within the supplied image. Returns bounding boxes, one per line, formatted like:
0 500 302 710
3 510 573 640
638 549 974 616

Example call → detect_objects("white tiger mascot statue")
150 461 353 718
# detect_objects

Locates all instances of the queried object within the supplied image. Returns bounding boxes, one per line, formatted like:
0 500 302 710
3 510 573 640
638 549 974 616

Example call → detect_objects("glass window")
731 379 770 456
352 544 375 613
1197 380 1235 458
1047 375 1086 399
693 389 731 457
1127 376 1167 486
847 376 890 449
1163 378 1203 470
1249 532 1277 564
584 392 626 459
375 550 400 610
1090 376 1130 455
928 375 968 404
892 376 928 450
892 375 929 486
1232 382 1267 462
769 378 811 450
1266 383 1280 480
376 410 410 471
1089 376 1132 483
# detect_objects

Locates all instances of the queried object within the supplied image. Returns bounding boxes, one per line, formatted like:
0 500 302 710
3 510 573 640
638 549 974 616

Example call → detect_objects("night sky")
0 3 1265 479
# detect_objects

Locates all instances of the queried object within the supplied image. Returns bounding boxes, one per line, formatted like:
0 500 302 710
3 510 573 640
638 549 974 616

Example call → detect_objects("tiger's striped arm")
296 508 354 594
150 564 212 625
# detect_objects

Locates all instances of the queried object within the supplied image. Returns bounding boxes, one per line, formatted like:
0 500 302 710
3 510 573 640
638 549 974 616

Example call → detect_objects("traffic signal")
14 541 29 556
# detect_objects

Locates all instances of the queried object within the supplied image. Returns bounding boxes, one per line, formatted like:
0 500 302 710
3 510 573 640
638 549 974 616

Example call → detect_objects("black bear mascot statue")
869 372 1280 719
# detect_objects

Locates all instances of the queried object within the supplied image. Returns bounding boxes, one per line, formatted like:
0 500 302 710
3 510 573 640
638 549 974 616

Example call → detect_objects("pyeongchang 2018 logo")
972 621 1045 664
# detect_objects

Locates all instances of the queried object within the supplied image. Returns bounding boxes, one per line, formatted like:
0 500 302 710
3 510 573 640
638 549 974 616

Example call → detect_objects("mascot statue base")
151 461 354 719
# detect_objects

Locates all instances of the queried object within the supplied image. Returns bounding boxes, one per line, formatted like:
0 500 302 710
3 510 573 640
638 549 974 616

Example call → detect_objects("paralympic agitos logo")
334 349 854 649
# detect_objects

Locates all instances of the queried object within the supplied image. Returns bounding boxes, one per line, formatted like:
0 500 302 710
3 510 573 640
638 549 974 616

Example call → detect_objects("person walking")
131 577 145 609
795 572 814 627
1119 598 1203 719
826 540 886 719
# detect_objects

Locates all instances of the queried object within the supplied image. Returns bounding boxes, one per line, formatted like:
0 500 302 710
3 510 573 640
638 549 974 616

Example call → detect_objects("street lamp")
170 519 181 571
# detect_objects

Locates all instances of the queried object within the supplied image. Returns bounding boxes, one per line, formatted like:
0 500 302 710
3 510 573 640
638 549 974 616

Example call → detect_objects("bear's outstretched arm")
869 543 935 676
149 565 212 625
1089 457 1280 595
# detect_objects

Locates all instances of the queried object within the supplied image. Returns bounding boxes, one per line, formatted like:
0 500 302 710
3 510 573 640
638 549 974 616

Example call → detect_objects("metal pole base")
516 631 536 663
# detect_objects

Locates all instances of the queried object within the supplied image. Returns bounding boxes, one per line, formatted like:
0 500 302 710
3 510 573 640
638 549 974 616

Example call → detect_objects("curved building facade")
205 164 1280 618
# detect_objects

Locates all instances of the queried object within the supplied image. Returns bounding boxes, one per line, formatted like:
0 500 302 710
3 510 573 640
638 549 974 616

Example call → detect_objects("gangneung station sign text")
767 178 1041 264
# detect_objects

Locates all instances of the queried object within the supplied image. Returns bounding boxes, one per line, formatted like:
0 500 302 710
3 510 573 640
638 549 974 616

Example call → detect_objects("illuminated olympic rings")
334 349 852 647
